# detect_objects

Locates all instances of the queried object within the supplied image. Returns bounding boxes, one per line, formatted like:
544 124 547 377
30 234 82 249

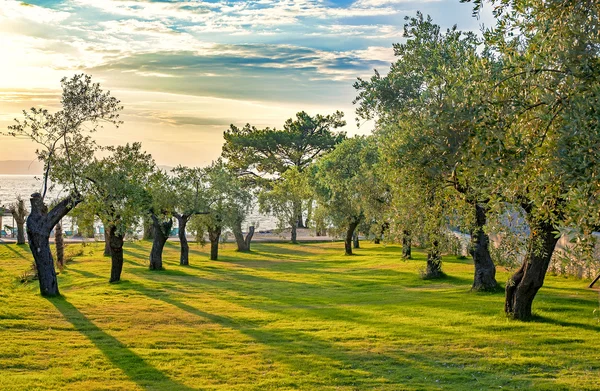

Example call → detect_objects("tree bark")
208 225 221 261
294 199 305 228
471 203 498 291
244 226 255 251
505 220 559 320
9 199 27 245
142 216 154 240
291 224 298 244
424 239 443 278
149 214 172 270
109 225 124 283
233 217 249 252
402 230 412 259
176 214 190 266
103 229 111 257
374 222 388 245
55 222 64 269
16 222 26 244
353 232 360 249
26 192 80 296
345 219 359 255
305 199 313 228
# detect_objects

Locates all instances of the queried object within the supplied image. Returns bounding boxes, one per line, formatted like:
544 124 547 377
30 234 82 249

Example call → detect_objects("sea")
0 175 278 232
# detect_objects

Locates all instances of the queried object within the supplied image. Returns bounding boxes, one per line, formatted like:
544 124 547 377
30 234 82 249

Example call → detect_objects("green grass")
0 241 599 390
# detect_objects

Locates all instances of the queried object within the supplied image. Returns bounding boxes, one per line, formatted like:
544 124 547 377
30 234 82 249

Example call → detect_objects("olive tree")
466 0 600 319
84 143 154 282
200 161 252 260
258 167 312 244
8 197 28 244
170 166 210 264
354 13 497 287
4 74 122 296
311 136 384 255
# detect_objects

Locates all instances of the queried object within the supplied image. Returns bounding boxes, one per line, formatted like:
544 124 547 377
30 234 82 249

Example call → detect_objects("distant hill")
0 160 44 175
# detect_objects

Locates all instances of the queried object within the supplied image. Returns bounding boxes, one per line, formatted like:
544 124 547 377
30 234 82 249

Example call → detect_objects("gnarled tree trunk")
208 225 222 261
291 224 298 244
471 203 498 291
505 220 559 320
109 225 124 283
373 222 388 245
345 219 359 255
353 231 360 249
424 239 443 279
176 214 190 265
55 222 64 269
402 230 412 259
149 215 172 270
233 217 249 252
305 199 313 228
103 228 111 257
142 216 154 240
26 192 80 296
244 226 255 251
16 220 26 244
9 197 27 244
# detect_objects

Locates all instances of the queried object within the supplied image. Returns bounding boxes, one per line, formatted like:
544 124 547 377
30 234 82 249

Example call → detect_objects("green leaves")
83 142 155 236
222 111 346 179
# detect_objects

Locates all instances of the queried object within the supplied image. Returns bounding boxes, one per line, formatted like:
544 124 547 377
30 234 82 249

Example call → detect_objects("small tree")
259 167 312 244
311 137 384 255
4 74 122 296
201 161 252 260
146 171 176 271
8 197 28 244
170 166 210 264
84 143 154 282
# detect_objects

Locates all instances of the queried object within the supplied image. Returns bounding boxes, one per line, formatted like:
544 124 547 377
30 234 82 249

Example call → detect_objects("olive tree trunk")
26 192 81 296
244 226 255 250
291 224 298 244
9 198 27 245
149 215 172 270
471 203 498 291
108 225 124 283
142 216 154 240
373 222 388 245
55 222 64 269
208 225 221 261
233 217 248 252
402 230 412 259
345 219 360 255
353 232 360 249
175 214 190 265
505 220 559 320
16 221 26 244
103 229 111 257
424 239 443 279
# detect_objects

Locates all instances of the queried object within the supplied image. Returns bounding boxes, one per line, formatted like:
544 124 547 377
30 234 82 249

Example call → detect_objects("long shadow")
530 315 600 332
120 282 533 389
1 243 31 261
49 296 194 391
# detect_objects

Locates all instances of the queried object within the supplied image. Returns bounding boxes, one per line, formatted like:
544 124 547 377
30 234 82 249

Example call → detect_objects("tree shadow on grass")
121 282 533 389
1 243 31 261
48 296 195 391
529 314 600 332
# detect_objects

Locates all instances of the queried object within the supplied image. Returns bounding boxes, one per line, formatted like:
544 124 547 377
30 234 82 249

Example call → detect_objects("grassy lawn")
0 240 598 390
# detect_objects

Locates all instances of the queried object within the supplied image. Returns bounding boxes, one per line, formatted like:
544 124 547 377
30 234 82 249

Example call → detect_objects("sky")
0 0 494 170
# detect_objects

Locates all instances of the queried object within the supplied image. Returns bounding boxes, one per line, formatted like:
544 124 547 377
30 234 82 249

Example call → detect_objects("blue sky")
0 0 493 168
